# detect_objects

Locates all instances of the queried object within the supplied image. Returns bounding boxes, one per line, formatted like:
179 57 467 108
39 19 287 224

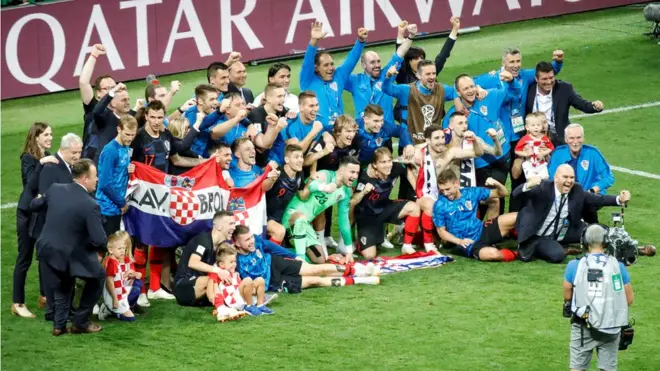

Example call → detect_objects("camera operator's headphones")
580 223 610 250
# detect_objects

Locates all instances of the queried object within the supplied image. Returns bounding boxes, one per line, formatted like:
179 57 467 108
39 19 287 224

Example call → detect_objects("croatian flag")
123 161 268 247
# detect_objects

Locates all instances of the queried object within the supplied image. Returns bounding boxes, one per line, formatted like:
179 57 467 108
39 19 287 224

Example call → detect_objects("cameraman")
563 224 634 371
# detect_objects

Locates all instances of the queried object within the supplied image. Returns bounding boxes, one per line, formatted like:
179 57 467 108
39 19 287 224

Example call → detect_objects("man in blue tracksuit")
300 21 367 127
345 24 417 122
548 123 614 223
473 48 564 211
357 104 413 164
443 71 522 216
96 115 137 236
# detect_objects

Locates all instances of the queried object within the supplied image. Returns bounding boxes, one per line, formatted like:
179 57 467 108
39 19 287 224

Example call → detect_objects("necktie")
552 194 567 238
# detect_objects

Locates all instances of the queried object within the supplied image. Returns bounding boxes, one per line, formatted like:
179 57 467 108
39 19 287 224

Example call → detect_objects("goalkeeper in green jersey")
282 156 361 264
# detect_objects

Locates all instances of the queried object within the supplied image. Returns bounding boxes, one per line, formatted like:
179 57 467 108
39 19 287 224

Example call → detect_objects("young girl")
208 244 274 323
514 112 555 179
99 231 143 321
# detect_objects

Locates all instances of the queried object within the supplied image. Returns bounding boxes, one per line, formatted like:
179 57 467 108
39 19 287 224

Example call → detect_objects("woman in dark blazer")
12 122 58 318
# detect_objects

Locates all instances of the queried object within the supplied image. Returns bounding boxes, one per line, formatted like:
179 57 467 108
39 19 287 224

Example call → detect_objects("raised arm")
79 44 106 105
434 17 460 75
335 29 368 83
300 21 328 89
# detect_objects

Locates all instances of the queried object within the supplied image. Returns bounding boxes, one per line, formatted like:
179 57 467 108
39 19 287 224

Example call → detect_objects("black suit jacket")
30 153 73 238
33 183 107 278
228 83 255 104
513 180 619 244
17 151 50 211
525 80 598 144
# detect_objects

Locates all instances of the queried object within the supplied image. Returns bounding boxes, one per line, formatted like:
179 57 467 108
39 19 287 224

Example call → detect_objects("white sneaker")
353 276 381 285
381 239 395 249
263 293 278 306
137 293 151 307
97 303 111 321
216 306 238 322
92 304 100 315
366 262 381 276
147 288 175 300
424 243 439 253
325 236 339 249
402 245 416 255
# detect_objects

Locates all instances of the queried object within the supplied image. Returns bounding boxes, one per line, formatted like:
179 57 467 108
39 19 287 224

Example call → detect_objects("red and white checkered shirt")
104 256 134 301
209 270 243 308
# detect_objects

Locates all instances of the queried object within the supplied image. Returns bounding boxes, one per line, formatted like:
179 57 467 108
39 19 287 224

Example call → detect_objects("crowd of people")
11 19 655 355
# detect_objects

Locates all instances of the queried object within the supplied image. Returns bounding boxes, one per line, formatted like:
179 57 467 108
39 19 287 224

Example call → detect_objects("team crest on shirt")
164 175 195 190
465 200 473 211
480 106 488 115
375 138 383 146
360 236 367 245
349 149 357 156
581 160 589 171
256 249 263 259
329 82 338 91
336 193 344 201
164 140 170 152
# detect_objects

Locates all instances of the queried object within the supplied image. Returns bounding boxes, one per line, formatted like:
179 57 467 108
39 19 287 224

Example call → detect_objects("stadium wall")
0 0 646 99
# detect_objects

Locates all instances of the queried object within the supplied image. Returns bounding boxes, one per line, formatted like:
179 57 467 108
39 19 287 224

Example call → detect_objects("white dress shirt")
533 86 555 133
537 186 569 238
57 151 71 173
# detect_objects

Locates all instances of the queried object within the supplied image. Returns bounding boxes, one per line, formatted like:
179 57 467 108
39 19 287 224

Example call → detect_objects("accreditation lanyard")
324 81 341 124
468 106 506 146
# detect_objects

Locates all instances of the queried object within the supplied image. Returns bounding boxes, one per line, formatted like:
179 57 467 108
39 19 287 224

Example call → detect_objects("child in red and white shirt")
515 112 555 179
100 231 143 321
208 244 273 322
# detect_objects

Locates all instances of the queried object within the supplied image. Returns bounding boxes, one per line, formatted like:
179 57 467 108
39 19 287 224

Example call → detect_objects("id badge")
496 126 506 146
511 109 524 133
558 219 569 241
253 123 263 133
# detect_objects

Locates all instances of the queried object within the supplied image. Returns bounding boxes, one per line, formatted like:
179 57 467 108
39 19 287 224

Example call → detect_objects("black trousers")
518 236 566 264
40 263 103 330
103 214 122 237
13 208 45 303
508 139 526 213
476 152 510 217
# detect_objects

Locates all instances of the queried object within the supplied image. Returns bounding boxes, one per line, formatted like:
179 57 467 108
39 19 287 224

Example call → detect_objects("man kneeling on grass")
232 225 380 293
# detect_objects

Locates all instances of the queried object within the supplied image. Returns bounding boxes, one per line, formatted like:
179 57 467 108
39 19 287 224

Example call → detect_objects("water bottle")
146 74 159 85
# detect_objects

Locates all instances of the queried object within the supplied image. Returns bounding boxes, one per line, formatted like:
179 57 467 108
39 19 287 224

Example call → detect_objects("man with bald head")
228 60 255 105
345 22 417 122
512 164 630 263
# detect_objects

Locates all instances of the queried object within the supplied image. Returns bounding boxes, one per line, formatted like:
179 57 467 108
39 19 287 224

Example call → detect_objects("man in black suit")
228 61 255 105
512 164 630 263
525 62 604 145
31 133 83 320
31 133 82 239
85 82 134 163
32 159 107 336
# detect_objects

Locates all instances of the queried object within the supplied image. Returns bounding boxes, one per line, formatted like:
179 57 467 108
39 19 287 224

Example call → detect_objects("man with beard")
247 83 292 166
304 115 360 252
281 156 361 264
432 169 518 262
345 21 417 121
300 21 368 126
382 61 457 144
513 164 630 263
414 125 489 252
444 72 522 217
265 145 310 245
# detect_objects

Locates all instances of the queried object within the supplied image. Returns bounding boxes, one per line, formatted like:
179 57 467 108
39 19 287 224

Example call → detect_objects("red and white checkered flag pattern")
233 210 250 226
169 188 200 226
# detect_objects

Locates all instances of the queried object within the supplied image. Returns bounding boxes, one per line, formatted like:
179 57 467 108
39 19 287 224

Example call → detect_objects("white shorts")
522 161 549 179
103 284 132 314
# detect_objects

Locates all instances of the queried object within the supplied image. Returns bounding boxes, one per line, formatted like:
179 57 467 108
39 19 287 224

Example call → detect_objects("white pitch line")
570 101 660 119
610 166 660 180
1 202 18 209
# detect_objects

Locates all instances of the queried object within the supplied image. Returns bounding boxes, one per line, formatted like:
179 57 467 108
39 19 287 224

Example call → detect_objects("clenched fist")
552 50 564 63
91 44 106 58
357 27 369 43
